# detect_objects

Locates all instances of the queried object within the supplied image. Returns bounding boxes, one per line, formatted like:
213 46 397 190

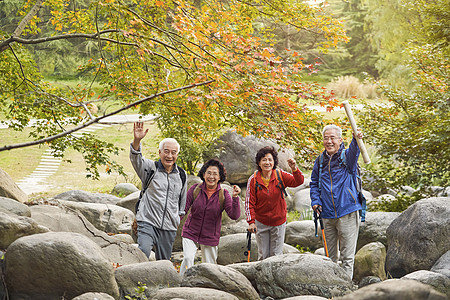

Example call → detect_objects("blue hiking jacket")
310 138 362 219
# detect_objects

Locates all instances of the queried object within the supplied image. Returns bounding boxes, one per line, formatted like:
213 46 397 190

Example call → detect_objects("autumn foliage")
0 0 348 176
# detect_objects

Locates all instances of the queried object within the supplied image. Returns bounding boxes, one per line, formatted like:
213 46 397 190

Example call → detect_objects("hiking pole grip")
342 101 371 164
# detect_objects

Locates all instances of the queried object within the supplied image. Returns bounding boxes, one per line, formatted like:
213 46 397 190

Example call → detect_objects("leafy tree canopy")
0 0 348 176
358 0 450 210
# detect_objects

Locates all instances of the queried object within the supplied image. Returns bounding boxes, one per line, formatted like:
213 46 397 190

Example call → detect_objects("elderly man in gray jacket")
130 122 187 260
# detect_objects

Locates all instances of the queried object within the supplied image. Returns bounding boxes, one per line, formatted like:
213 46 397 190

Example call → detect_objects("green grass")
0 121 161 199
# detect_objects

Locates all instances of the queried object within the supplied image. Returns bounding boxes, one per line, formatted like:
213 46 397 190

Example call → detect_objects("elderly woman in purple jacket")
180 159 241 276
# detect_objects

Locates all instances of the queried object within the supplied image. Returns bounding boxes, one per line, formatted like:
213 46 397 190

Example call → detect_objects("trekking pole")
314 207 329 257
243 231 252 262
342 101 371 164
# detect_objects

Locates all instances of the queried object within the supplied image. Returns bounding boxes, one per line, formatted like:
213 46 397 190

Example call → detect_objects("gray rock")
217 233 259 264
228 261 261 291
334 279 447 300
0 196 31 216
152 287 239 300
30 205 148 266
181 263 259 300
386 197 450 277
0 168 27 203
56 199 134 235
402 270 450 298
115 190 140 213
71 292 116 300
0 211 48 249
293 188 312 214
354 242 387 282
357 211 400 250
282 296 328 300
358 276 382 288
255 253 353 299
112 183 139 196
54 189 121 204
208 130 293 184
115 261 181 299
5 232 119 300
431 250 450 278
285 220 324 251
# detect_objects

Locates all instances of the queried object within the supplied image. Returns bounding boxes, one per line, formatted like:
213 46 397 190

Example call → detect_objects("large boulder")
30 205 148 266
402 270 450 299
0 211 48 249
115 191 140 213
285 220 323 251
228 261 261 291
57 199 134 235
353 242 387 282
5 232 120 300
385 197 450 277
255 253 353 299
181 263 259 300
293 188 312 215
334 279 447 300
71 292 115 300
357 211 400 250
431 250 450 278
0 169 27 203
53 189 121 204
115 261 181 299
111 183 139 196
152 287 238 300
208 130 294 184
217 233 259 264
0 196 31 216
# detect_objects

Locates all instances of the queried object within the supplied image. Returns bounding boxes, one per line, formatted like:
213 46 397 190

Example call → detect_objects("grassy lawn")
0 121 161 199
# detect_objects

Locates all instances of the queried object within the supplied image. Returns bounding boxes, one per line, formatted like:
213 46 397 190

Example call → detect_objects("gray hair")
322 125 342 138
159 138 180 153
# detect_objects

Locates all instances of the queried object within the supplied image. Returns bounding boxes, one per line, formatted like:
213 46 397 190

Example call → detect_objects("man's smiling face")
159 140 178 172
323 129 342 156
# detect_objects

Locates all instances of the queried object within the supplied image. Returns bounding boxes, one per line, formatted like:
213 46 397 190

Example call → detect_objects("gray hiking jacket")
130 144 187 231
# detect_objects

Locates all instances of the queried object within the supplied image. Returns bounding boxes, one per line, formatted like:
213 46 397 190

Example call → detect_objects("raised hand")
232 185 241 197
132 122 149 150
287 157 297 172
134 122 149 141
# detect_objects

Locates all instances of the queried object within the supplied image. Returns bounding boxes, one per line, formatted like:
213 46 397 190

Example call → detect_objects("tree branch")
0 80 214 152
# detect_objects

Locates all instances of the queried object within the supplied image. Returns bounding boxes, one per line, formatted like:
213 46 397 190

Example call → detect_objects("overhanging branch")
0 79 214 152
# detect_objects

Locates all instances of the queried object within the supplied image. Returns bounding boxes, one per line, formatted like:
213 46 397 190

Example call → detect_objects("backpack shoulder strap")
253 171 261 194
186 183 201 217
193 183 202 199
135 165 157 213
318 153 324 196
177 165 186 188
275 169 288 197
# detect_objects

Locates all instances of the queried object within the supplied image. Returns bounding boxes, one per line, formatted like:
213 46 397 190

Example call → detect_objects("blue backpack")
318 151 367 222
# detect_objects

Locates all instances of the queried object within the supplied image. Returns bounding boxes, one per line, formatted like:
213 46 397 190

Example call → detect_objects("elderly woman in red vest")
180 158 241 276
245 146 304 260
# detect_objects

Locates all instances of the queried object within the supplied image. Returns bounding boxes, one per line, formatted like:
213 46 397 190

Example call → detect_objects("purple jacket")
181 182 241 246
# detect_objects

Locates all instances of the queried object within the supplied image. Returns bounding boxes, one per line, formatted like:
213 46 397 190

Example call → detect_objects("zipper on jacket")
347 187 357 204
328 155 338 218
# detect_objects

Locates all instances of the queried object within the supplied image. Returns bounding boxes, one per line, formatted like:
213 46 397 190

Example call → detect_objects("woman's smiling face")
258 153 274 173
204 166 220 189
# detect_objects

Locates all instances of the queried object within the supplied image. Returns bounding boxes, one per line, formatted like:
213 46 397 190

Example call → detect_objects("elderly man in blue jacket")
310 124 364 280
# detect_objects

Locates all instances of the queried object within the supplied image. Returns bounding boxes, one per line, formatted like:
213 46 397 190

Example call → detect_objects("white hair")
159 138 180 153
322 125 342 138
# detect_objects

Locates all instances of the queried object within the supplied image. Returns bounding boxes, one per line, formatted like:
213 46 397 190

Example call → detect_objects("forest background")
0 0 448 212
